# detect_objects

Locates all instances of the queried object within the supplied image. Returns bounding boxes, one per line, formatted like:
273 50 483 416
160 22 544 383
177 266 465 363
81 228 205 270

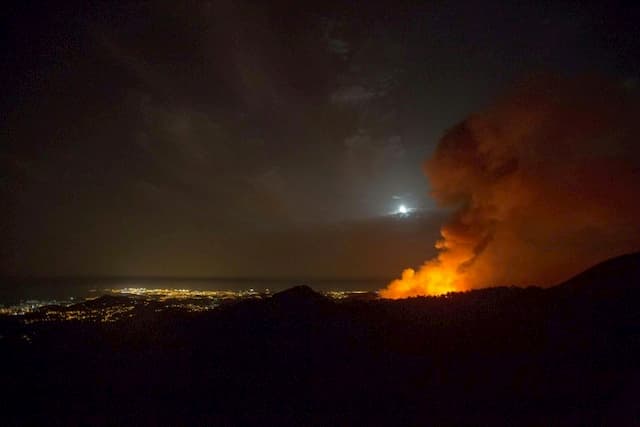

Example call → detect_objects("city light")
0 288 373 323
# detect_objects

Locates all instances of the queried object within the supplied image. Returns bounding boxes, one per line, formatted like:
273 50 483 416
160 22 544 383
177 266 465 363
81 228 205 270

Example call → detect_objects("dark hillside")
1 253 639 425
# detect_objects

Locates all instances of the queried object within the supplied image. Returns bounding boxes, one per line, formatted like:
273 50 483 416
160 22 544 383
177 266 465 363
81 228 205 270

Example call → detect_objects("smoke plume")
381 76 640 298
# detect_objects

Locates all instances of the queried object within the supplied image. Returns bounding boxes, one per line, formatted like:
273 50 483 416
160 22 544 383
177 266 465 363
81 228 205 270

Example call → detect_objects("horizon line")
0 274 393 282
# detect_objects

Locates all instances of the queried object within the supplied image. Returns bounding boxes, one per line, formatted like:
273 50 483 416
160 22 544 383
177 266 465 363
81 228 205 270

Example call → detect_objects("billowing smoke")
381 76 640 298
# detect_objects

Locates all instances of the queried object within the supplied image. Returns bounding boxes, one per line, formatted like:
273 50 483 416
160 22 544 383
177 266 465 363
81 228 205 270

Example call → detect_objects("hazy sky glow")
2 0 638 278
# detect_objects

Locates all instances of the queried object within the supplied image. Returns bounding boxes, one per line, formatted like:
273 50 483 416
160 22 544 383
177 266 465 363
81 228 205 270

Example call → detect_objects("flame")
379 266 456 298
380 238 473 298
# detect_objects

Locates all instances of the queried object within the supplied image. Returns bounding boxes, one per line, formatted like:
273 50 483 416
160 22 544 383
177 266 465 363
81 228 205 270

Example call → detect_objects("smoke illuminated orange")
380 76 640 299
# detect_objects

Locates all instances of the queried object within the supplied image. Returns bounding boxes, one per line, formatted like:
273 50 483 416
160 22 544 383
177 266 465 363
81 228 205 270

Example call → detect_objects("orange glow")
380 247 471 298
380 76 640 299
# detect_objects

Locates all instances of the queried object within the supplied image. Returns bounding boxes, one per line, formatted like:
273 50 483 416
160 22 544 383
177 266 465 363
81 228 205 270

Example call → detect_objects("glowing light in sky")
397 204 408 214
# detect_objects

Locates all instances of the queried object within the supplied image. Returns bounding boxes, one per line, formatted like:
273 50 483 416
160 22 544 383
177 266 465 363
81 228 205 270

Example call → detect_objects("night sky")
2 1 639 279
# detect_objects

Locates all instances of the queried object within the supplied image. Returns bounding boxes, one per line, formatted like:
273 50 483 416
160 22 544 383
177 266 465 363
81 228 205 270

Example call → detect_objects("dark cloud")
2 0 639 278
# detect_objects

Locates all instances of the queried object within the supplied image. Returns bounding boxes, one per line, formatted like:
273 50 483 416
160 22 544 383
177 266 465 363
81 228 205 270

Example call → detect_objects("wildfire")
379 258 465 298
380 223 478 298
381 76 640 299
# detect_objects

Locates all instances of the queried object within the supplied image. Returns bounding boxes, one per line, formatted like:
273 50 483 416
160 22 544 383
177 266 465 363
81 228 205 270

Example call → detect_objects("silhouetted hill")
272 285 326 303
552 251 640 297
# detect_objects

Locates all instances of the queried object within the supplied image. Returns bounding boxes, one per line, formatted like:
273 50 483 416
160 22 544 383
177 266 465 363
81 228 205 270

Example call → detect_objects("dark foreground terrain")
1 253 640 426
